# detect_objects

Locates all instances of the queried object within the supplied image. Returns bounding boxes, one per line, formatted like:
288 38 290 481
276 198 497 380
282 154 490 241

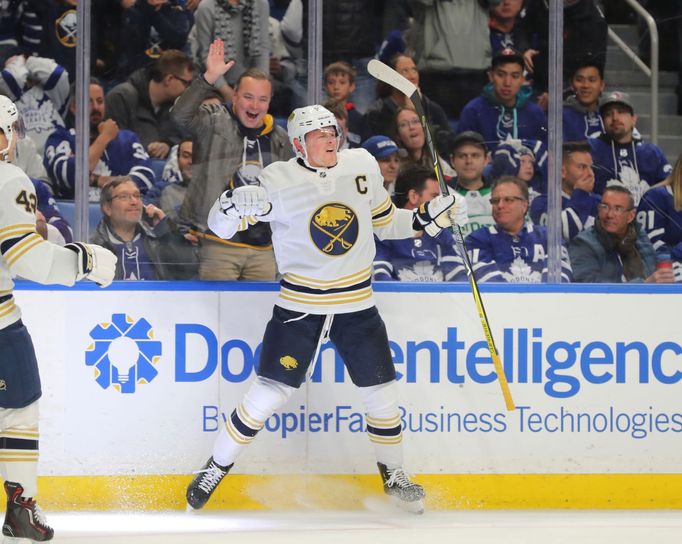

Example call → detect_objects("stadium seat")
55 201 102 240
150 159 167 181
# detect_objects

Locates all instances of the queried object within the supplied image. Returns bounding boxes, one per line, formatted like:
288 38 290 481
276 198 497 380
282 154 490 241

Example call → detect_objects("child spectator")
324 61 369 148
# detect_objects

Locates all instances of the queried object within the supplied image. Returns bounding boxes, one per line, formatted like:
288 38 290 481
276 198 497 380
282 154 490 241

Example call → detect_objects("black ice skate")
377 462 425 514
186 457 233 510
2 481 54 541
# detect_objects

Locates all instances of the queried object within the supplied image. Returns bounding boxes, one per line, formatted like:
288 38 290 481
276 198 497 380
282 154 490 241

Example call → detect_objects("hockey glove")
413 193 468 237
65 242 117 287
219 186 272 218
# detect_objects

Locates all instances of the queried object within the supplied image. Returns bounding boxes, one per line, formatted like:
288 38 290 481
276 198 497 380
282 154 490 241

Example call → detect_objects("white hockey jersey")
0 162 81 330
208 148 416 314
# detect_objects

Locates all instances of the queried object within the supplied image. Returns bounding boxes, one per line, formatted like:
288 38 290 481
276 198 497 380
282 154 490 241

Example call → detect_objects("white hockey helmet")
0 95 23 159
287 105 340 161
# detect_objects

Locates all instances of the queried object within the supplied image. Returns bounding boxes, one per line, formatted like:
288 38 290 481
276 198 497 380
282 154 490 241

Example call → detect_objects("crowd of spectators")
3 0 681 284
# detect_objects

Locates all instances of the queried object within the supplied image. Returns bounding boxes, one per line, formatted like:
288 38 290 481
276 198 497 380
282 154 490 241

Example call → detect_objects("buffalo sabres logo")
280 356 298 370
56 10 78 48
310 203 358 256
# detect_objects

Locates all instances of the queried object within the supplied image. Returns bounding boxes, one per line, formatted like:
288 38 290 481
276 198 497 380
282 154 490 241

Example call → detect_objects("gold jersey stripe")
5 233 44 266
0 223 34 238
283 267 372 289
372 212 395 228
278 287 373 305
0 458 39 463
370 196 392 216
0 302 18 320
0 431 39 439
0 450 39 456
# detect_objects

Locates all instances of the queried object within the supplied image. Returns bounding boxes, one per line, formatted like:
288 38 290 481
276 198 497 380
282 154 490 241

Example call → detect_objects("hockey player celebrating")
0 95 116 541
185 45 467 515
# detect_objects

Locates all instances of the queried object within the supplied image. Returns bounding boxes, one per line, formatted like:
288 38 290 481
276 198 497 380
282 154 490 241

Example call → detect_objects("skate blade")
390 496 425 515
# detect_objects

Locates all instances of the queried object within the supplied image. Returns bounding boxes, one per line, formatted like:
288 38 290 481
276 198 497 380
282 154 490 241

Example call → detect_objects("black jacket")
105 67 187 149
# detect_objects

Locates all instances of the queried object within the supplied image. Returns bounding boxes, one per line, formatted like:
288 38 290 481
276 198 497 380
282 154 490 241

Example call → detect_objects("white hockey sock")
213 376 295 467
0 403 40 498
0 428 39 497
357 381 403 469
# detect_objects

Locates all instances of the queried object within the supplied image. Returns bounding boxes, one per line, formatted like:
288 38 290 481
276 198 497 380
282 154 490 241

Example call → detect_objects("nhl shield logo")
310 203 358 256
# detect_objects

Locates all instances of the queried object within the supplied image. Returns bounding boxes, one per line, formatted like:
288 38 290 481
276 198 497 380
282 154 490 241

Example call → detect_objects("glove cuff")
64 242 94 277
412 206 430 231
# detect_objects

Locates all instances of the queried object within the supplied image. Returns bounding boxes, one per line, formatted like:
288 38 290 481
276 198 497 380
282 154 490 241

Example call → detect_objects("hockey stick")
368 59 515 411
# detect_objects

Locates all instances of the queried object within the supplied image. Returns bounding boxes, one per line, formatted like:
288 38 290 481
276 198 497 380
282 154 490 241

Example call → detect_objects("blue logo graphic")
85 314 162 394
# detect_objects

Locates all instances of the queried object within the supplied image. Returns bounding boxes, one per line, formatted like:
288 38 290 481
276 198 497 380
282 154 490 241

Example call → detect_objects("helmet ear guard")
287 105 340 165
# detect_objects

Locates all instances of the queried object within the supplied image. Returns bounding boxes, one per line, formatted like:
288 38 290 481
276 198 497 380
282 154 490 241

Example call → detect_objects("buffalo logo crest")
280 355 298 370
310 203 358 256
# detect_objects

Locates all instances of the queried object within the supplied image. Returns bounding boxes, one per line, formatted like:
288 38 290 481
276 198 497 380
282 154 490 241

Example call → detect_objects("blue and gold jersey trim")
0 294 16 321
278 269 373 307
371 196 396 228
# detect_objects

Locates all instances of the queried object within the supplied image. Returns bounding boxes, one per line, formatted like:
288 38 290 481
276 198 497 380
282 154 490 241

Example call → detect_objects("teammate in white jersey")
185 95 468 511
0 95 116 541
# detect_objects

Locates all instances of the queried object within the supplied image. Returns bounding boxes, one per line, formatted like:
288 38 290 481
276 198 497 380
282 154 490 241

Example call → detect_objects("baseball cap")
599 91 634 115
491 47 525 70
362 135 399 158
451 131 487 152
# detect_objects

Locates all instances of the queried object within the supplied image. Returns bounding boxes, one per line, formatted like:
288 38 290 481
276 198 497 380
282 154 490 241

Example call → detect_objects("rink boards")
14 281 682 510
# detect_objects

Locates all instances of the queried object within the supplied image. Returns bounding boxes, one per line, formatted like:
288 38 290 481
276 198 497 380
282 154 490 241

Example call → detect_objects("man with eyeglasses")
106 49 194 159
466 176 572 282
91 176 197 280
569 185 674 283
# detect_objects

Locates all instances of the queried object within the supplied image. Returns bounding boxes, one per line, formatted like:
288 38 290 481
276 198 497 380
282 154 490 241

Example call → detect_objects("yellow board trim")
36 474 682 511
